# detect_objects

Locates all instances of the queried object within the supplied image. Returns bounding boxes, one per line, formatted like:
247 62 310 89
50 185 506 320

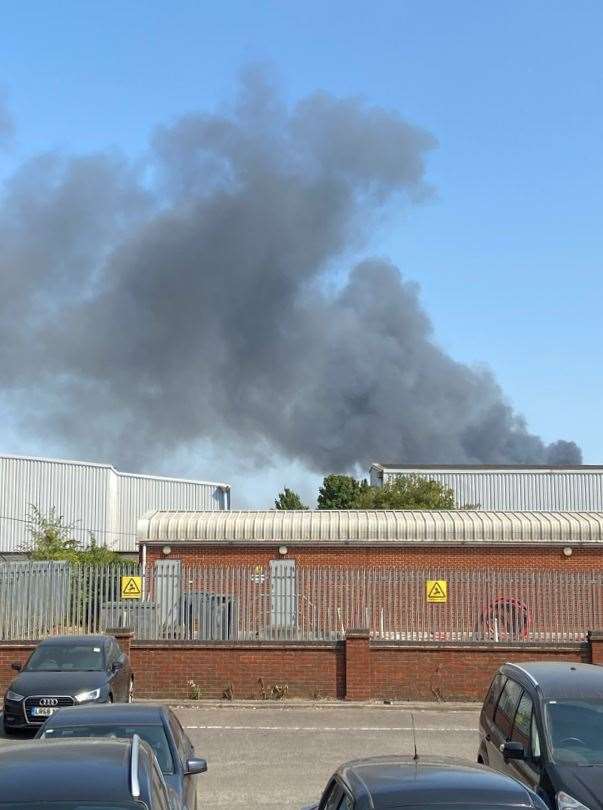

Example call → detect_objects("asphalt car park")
1 702 480 809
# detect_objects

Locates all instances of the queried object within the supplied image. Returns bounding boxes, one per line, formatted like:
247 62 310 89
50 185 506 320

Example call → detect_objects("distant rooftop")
370 463 603 471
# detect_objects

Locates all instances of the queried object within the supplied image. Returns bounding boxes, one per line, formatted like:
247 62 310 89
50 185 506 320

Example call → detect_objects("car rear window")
41 723 174 773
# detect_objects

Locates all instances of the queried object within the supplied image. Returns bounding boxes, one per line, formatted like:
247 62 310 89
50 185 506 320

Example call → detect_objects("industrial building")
369 463 603 511
137 508 603 572
0 454 230 554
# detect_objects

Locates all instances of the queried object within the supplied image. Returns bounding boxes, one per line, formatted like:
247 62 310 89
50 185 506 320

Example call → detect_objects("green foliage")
317 475 369 509
25 506 80 561
317 474 455 509
274 487 308 510
355 474 456 509
25 505 121 564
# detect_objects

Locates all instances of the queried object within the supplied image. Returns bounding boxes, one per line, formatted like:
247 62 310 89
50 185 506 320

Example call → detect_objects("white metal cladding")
137 509 603 546
369 465 603 511
0 454 230 553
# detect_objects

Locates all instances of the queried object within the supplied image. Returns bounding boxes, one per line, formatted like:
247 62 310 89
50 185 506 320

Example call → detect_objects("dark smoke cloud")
0 91 14 148
0 72 581 473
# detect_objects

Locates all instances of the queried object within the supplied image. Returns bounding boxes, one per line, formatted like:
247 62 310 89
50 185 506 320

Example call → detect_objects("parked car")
36 703 207 810
478 661 603 810
304 754 549 810
0 735 179 809
3 634 134 734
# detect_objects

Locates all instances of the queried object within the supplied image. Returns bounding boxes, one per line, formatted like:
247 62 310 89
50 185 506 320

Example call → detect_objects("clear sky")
1 1 601 505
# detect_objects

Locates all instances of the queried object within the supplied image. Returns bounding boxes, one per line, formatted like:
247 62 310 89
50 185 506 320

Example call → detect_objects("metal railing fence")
0 562 600 643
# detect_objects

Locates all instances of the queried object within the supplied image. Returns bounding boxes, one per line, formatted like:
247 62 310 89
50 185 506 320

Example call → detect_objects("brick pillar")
345 629 371 701
106 629 134 658
588 631 603 665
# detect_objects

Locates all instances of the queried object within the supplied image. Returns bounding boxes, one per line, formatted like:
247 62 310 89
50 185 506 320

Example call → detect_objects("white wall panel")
371 466 603 511
0 455 229 553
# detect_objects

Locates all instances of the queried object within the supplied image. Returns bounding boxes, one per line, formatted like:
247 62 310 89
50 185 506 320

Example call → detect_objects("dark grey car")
478 661 603 810
3 634 134 733
0 735 176 809
36 703 207 810
305 754 549 810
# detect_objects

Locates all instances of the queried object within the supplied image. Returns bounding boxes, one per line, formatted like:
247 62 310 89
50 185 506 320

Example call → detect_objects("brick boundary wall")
1 635 597 702
143 544 603 573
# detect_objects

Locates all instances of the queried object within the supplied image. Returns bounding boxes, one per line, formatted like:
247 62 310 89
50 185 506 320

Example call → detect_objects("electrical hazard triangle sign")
121 575 142 599
426 579 447 603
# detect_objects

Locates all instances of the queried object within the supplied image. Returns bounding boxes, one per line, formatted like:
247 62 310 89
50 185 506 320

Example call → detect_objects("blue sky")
1 1 601 503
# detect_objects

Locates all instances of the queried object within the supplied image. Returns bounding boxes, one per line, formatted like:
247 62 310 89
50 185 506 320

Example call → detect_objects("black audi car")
304 755 549 810
36 703 207 810
3 634 134 734
0 735 177 809
478 661 603 810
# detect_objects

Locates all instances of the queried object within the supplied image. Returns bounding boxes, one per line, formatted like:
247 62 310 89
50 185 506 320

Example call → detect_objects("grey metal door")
270 560 296 631
155 559 182 634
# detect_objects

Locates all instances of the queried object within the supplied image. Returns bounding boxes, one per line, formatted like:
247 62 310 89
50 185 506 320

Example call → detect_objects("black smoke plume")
0 72 581 473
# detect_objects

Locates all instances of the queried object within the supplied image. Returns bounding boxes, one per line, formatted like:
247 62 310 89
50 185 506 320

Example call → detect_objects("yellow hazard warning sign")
426 579 448 603
121 575 142 599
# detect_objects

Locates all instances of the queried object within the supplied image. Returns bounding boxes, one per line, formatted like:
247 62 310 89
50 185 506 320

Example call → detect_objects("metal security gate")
270 559 296 633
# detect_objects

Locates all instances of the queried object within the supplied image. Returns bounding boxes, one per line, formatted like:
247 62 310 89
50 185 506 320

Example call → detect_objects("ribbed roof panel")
137 510 603 545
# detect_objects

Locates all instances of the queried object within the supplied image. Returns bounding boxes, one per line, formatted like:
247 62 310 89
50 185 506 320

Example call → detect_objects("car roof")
0 739 134 801
38 634 110 646
503 662 603 700
46 703 167 726
338 756 538 809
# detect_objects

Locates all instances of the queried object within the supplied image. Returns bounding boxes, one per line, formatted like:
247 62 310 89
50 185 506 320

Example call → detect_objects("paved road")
1 703 481 808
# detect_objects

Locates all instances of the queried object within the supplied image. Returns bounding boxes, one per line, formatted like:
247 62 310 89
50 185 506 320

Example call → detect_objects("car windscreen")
41 724 174 774
25 644 105 672
546 699 603 764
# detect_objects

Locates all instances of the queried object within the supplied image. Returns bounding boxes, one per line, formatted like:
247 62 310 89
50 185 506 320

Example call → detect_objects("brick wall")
0 637 590 703
130 641 345 700
0 643 35 694
369 642 588 701
144 543 603 573
129 637 586 701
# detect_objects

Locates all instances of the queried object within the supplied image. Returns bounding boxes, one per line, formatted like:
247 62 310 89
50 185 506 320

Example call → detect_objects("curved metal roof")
137 509 603 546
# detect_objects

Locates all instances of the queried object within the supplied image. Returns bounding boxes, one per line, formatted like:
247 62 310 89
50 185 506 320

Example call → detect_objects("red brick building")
137 509 603 572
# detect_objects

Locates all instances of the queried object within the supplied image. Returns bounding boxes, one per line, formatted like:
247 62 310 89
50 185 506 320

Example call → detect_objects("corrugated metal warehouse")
369 463 603 511
0 454 231 554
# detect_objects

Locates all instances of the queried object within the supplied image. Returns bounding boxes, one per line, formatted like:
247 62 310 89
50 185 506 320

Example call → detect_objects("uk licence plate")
32 707 55 717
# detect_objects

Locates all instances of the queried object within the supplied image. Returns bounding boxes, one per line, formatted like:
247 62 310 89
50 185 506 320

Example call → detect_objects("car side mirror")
11 662 22 671
185 757 208 776
501 741 525 760
111 660 124 673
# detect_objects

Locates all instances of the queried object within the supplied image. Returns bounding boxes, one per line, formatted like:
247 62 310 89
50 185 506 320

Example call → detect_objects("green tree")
355 474 456 509
25 506 80 561
274 487 308 510
25 505 121 564
317 475 369 509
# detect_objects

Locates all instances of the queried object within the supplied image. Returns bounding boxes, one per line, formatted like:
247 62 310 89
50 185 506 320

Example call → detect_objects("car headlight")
557 792 591 810
5 690 24 702
75 688 101 703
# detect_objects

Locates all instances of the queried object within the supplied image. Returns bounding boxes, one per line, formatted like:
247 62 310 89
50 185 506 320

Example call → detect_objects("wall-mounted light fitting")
162 545 172 556
278 546 288 555
562 546 573 557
